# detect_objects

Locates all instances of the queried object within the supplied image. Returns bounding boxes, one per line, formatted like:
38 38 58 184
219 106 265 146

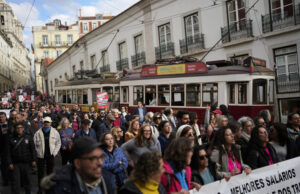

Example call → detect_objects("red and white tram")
119 58 275 122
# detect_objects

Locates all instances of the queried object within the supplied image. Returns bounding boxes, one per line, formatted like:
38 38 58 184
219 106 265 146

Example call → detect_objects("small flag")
250 59 256 73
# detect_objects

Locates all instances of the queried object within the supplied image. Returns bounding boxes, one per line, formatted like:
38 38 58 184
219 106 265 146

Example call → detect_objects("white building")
47 0 300 122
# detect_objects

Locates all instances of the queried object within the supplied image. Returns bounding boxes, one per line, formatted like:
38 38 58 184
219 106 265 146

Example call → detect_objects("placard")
96 92 109 109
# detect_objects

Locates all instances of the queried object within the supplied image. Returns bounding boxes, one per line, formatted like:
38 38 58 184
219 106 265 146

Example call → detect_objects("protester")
176 124 195 144
112 108 122 127
83 113 93 128
125 119 139 142
32 111 44 132
0 112 9 186
70 112 81 133
74 119 97 141
162 108 177 132
286 112 300 141
143 111 154 125
120 106 128 127
236 117 254 161
111 126 124 147
176 110 190 129
41 137 114 194
100 133 128 189
158 121 174 156
58 118 74 165
246 125 278 169
161 138 200 193
33 116 61 194
191 145 219 185
219 104 235 123
133 101 147 125
6 122 36 194
189 112 202 146
269 123 298 162
119 151 166 194
97 113 115 140
210 126 251 181
151 112 162 138
257 109 272 130
121 124 161 167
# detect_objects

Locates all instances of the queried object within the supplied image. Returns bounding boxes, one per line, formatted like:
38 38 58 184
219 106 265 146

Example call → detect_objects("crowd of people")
0 98 299 194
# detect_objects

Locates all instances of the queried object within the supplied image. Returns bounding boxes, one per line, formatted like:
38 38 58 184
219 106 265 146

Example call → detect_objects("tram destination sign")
141 62 207 77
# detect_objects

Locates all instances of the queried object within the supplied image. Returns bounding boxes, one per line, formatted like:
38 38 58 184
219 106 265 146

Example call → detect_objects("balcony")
131 52 146 67
180 33 205 55
39 41 70 48
221 20 253 43
262 4 300 33
116 58 129 71
276 64 300 93
155 42 175 60
100 65 110 73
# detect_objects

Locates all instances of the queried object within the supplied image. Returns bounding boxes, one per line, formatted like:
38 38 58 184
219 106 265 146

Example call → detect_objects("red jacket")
160 160 192 194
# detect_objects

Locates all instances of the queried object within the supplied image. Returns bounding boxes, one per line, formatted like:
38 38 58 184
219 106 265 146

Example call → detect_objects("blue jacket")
102 147 128 186
97 122 111 140
133 107 147 124
46 164 114 194
74 128 97 141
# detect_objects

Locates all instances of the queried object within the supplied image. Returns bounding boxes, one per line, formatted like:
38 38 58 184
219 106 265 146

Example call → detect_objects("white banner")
191 157 300 194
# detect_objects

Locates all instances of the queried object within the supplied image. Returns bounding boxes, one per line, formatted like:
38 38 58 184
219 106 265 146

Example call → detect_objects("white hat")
43 116 52 123
176 124 192 139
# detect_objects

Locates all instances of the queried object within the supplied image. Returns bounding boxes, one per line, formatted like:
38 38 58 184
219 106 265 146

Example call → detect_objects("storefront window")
186 84 200 106
253 79 267 104
133 86 143 105
202 83 218 107
238 83 247 104
172 84 184 106
158 85 170 106
145 85 156 106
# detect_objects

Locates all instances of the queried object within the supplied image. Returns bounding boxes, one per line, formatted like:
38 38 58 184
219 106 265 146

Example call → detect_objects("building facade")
47 0 300 122
78 12 113 37
32 19 79 93
0 0 31 89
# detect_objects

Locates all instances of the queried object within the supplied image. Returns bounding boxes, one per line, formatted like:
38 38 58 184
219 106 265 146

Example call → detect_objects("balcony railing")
39 41 70 48
262 4 300 33
276 64 300 93
131 52 146 67
155 42 175 60
116 58 129 71
180 33 205 54
100 65 110 73
221 20 253 43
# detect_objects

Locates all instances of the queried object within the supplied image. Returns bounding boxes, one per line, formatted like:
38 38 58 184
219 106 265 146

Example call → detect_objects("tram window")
83 89 88 104
103 87 113 101
229 83 235 104
238 83 247 104
186 84 200 106
253 79 267 104
172 84 184 106
158 85 170 106
114 86 120 102
202 83 218 107
269 80 274 104
77 90 83 104
145 86 156 106
92 88 101 104
67 90 72 103
122 87 128 103
63 91 67 103
133 86 144 105
72 90 77 104
58 90 63 103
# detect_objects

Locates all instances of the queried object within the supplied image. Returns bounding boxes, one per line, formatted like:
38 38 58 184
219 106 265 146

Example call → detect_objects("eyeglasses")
80 155 106 163
199 154 208 160
259 131 268 135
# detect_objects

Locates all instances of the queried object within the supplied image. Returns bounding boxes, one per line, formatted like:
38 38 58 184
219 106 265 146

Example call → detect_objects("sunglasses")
199 154 208 160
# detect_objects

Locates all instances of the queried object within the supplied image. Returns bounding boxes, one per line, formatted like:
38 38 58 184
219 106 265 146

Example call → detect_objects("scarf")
42 126 51 133
241 131 250 142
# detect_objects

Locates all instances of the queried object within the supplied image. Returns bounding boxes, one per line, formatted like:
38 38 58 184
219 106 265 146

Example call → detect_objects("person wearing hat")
33 116 61 194
74 119 97 141
97 113 115 140
7 122 36 194
41 136 114 194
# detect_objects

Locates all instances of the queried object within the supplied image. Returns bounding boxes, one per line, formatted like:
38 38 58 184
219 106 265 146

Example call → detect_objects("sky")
6 0 140 50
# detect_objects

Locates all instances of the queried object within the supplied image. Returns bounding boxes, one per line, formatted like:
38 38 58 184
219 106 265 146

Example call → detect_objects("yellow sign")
157 64 186 75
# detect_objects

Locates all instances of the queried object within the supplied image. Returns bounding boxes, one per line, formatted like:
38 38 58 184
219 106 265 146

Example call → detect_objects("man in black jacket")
6 122 36 194
0 112 9 186
41 137 114 194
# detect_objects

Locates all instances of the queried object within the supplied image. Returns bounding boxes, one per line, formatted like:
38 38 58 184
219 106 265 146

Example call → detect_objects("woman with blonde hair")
125 119 140 142
143 111 154 125
111 126 124 147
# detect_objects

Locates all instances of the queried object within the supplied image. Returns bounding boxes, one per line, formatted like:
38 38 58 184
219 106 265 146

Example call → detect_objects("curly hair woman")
119 151 166 194
161 138 200 194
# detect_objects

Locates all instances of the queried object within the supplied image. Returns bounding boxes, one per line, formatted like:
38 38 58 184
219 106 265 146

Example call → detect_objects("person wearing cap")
74 119 97 141
97 113 115 140
7 122 36 194
41 136 114 194
33 116 61 194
